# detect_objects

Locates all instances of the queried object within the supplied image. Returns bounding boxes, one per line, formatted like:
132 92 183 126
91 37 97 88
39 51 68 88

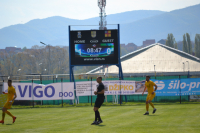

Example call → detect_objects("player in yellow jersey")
142 75 157 115
0 80 17 124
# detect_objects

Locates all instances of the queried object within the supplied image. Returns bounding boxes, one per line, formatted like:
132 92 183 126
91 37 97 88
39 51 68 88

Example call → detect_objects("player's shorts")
3 101 14 109
146 93 156 101
94 97 105 108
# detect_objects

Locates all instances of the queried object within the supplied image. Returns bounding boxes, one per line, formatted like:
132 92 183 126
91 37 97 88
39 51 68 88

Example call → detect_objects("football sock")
2 112 5 121
98 111 102 121
146 103 149 112
95 110 102 121
6 111 14 118
149 102 155 109
95 111 97 121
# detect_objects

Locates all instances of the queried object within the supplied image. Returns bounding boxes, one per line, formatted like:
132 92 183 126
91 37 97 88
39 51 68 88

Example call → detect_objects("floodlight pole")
40 42 51 75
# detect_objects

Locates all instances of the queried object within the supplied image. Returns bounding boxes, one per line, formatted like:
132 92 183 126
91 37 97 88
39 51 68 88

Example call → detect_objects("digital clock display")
75 43 114 57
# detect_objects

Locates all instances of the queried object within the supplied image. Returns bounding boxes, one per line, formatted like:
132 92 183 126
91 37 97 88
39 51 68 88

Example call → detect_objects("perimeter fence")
0 72 200 107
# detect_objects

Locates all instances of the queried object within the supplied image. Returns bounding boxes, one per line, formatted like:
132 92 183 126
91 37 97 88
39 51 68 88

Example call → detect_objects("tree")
195 34 200 58
165 33 177 49
186 33 192 54
183 33 193 54
183 34 188 53
22 47 27 51
174 41 178 49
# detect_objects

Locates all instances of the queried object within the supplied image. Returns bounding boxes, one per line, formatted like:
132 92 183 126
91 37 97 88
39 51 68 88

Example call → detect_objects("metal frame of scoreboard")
68 24 124 82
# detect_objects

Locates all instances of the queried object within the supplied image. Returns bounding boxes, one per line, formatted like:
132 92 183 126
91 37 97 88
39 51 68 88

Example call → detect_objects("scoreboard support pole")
117 24 124 80
69 25 77 104
69 25 72 82
117 24 125 104
69 25 75 83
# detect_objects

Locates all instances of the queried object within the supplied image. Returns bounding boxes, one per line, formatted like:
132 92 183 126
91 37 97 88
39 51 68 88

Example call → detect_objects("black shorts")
94 97 105 108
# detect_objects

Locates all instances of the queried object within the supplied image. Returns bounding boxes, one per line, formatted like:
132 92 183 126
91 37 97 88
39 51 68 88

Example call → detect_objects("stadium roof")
86 43 200 74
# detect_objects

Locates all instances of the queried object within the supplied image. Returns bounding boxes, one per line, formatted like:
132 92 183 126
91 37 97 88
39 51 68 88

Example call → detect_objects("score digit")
107 48 111 54
99 48 102 53
87 48 90 53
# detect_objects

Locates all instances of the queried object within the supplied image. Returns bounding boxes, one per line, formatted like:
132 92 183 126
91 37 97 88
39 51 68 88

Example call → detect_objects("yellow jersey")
145 80 155 94
7 86 16 101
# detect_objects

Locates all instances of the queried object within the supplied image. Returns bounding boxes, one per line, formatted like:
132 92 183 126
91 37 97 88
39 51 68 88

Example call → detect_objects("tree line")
0 45 69 77
165 33 200 58
0 45 98 77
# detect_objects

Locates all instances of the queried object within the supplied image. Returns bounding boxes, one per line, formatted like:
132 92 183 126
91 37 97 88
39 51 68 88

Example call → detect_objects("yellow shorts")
0 94 7 108
3 101 14 109
146 93 156 101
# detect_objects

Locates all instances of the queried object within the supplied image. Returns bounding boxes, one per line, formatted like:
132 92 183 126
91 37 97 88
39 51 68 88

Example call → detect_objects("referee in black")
91 77 105 125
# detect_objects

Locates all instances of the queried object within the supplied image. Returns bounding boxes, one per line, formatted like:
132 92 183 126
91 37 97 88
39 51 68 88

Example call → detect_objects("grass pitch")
0 103 200 133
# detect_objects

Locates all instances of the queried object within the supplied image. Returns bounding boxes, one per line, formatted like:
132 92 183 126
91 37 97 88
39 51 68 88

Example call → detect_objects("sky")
0 0 200 29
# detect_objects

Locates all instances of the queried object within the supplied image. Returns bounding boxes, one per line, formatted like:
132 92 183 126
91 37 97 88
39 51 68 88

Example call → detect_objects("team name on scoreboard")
102 39 114 43
74 40 85 43
74 39 114 43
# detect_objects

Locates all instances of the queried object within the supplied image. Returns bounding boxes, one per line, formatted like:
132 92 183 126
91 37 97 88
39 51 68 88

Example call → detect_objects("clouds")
0 0 200 29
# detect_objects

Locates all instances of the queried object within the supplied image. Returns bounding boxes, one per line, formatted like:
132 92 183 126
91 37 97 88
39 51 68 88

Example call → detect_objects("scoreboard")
70 30 118 65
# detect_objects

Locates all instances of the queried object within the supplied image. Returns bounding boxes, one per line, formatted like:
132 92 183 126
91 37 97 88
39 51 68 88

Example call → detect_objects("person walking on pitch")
142 76 158 115
0 80 17 124
91 77 105 125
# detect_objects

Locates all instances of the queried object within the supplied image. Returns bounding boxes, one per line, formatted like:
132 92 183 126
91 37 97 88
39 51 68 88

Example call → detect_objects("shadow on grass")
147 115 159 116
5 124 12 125
96 124 106 126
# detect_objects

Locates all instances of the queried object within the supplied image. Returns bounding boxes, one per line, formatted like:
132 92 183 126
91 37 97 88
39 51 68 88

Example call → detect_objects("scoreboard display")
70 30 118 65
